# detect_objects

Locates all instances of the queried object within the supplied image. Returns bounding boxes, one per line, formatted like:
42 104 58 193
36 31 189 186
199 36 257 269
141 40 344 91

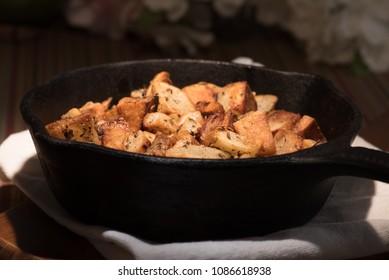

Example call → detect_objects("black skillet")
20 59 389 243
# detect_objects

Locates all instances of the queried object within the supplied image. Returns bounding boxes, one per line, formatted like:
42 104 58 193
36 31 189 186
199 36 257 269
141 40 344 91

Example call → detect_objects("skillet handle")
322 147 389 183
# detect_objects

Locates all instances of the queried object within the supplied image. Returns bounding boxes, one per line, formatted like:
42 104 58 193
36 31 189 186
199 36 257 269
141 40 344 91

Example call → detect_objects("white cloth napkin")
1 130 389 259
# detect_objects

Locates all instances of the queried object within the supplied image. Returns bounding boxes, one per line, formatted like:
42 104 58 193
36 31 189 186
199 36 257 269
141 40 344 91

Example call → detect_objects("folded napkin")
1 130 389 259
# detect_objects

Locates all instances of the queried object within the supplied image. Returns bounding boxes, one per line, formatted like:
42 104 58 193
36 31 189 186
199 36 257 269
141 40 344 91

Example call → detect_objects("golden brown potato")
254 94 278 113
199 111 236 146
75 97 112 118
182 82 219 103
152 82 196 115
146 132 172 157
274 129 303 155
166 145 231 159
145 71 173 97
210 129 260 158
45 112 100 144
102 105 118 122
302 138 317 149
117 96 156 131
233 111 276 156
182 82 224 115
123 130 151 153
195 101 225 116
176 111 204 137
294 115 327 144
97 118 131 150
130 88 147 99
267 110 301 133
171 132 199 148
142 112 178 134
143 131 156 143
217 81 257 115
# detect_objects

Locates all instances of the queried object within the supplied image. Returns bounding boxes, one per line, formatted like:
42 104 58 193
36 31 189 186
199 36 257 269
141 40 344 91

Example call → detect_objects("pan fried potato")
123 130 151 153
182 82 224 115
267 110 301 133
274 129 303 155
97 118 131 150
45 112 100 144
199 111 235 146
176 111 204 137
217 81 257 115
233 111 276 156
117 96 156 131
210 129 261 158
143 112 178 134
166 145 231 159
45 71 327 159
146 132 172 157
294 115 327 144
254 94 278 113
152 82 196 115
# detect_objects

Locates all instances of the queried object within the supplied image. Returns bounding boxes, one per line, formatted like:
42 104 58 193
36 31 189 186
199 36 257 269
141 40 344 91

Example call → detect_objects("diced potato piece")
166 145 231 159
210 129 260 158
233 111 276 156
60 98 112 120
143 112 178 134
78 98 112 118
146 132 172 157
145 71 173 97
102 105 118 121
182 82 224 115
150 71 172 85
97 118 131 150
143 131 156 143
130 88 147 98
195 101 224 116
61 108 81 119
267 110 301 133
123 130 151 153
100 97 113 110
117 96 156 131
171 131 199 148
217 81 257 115
274 129 303 155
294 115 327 144
46 112 100 144
182 82 219 103
199 111 236 146
302 139 317 149
152 82 196 115
254 94 278 113
176 111 204 136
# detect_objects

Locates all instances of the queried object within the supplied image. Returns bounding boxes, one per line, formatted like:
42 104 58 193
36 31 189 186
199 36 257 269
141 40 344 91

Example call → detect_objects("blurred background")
1 0 388 149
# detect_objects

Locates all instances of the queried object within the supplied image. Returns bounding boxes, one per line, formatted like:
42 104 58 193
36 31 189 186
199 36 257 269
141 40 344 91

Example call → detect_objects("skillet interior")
20 59 363 242
23 59 361 147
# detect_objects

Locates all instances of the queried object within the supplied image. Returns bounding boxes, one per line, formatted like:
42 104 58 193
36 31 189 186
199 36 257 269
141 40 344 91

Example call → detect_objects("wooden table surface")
1 20 389 260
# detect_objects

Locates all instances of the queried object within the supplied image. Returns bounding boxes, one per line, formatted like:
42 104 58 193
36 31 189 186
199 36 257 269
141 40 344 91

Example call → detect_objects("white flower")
253 0 389 72
212 0 246 18
66 0 143 39
143 0 189 22
252 0 290 25
149 24 214 55
354 0 389 72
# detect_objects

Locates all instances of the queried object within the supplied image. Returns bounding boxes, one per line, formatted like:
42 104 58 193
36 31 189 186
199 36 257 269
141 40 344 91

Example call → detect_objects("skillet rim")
20 58 363 167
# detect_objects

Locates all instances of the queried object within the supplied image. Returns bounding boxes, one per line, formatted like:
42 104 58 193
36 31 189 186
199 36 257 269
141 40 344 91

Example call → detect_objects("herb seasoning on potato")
45 71 327 159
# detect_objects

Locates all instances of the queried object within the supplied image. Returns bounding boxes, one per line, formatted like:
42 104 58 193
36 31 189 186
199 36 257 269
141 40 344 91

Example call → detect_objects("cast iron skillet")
20 59 389 243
